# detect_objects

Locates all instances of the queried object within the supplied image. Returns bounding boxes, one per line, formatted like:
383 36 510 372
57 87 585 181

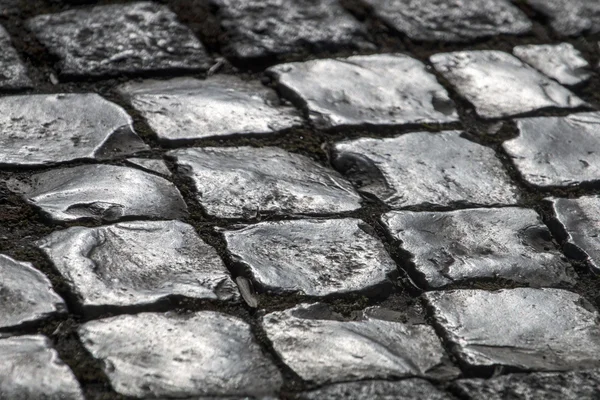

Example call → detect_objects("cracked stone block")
296 379 451 400
504 113 600 188
332 131 518 208
526 0 600 36
513 43 591 86
262 303 458 384
381 208 575 289
79 312 282 398
455 369 600 400
224 218 397 297
169 146 362 219
37 220 237 313
430 50 586 119
268 54 458 129
211 0 372 60
27 2 211 78
119 76 302 141
363 0 531 42
0 254 65 331
125 157 171 176
0 24 31 90
11 164 187 222
0 335 83 400
0 93 148 166
425 288 600 371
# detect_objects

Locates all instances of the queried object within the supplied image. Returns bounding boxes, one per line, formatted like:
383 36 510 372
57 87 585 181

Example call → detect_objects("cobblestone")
0 24 31 90
526 0 600 36
125 157 171 176
296 379 451 400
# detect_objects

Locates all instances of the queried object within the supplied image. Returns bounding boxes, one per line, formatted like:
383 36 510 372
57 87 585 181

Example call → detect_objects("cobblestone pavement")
2 0 600 399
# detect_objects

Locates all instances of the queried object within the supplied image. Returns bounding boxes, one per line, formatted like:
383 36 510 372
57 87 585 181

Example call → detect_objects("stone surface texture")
364 0 531 42
513 43 591 85
126 157 171 176
381 208 575 288
169 146 362 218
526 0 600 36
332 131 518 208
504 113 600 187
224 218 397 297
425 288 600 371
119 76 302 141
27 2 211 77
0 335 83 400
268 53 458 129
0 24 31 89
79 312 282 398
430 50 586 119
37 220 237 311
296 379 451 400
0 93 148 166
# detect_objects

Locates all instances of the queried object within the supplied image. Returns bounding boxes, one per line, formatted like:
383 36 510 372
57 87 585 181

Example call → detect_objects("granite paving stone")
381 207 575 289
27 1 211 78
425 288 600 371
0 93 148 166
10 164 187 222
526 0 600 36
119 76 302 141
295 379 451 400
332 130 518 208
0 254 66 331
0 24 31 90
363 0 531 42
430 50 586 119
504 113 600 188
268 53 458 129
169 146 362 219
513 43 592 86
262 303 458 384
0 335 84 400
211 0 372 60
223 218 397 297
125 157 171 176
79 311 282 398
37 220 237 312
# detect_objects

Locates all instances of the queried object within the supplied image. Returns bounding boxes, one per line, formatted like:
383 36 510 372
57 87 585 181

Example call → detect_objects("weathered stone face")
0 24 31 90
513 43 591 85
526 0 600 36
296 379 452 400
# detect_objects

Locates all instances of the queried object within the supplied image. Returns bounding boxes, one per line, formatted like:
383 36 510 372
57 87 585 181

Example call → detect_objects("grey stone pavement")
2 0 600 399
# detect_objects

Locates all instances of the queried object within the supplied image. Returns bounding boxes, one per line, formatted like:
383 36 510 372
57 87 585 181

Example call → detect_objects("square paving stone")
0 335 83 400
0 24 31 90
268 53 458 129
37 220 237 313
9 164 187 222
0 254 65 331
0 93 148 166
513 43 592 86
27 2 211 78
526 0 600 36
424 288 600 371
295 379 451 400
79 311 282 398
363 0 531 42
381 208 575 289
430 50 586 119
224 218 397 297
262 303 458 384
211 0 372 60
332 131 518 208
119 76 302 141
504 113 600 188
169 146 362 219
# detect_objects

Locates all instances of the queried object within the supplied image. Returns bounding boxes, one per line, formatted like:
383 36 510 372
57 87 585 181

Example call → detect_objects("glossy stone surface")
296 379 451 400
126 157 171 176
268 54 458 129
332 131 518 208
0 93 148 166
262 303 458 384
513 43 591 85
0 335 83 400
79 312 282 398
224 218 397 297
12 164 186 222
0 24 31 90
211 0 371 59
430 50 586 119
0 254 65 330
169 146 362 219
363 0 531 42
526 0 600 36
27 2 210 77
504 113 600 188
119 76 302 141
38 220 237 312
381 208 575 289
425 288 600 371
